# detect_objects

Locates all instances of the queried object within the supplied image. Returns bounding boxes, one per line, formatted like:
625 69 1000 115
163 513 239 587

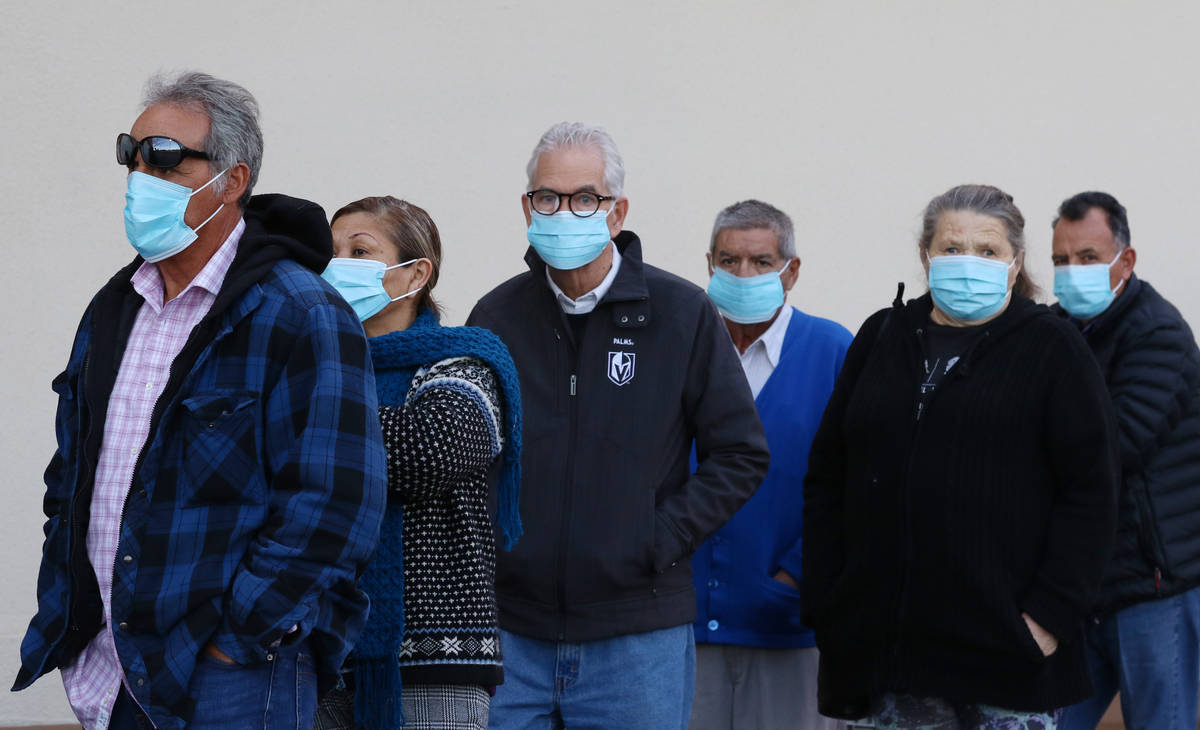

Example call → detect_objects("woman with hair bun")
314 196 522 730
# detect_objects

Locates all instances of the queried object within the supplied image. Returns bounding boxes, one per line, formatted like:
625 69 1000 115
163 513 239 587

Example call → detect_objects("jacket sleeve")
801 311 886 628
775 328 853 585
209 300 387 664
386 364 503 503
652 292 770 573
1019 328 1119 644
1108 319 1196 474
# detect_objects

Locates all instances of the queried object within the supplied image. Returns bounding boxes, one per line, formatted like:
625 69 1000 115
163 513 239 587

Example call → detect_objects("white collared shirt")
545 242 622 315
736 305 793 398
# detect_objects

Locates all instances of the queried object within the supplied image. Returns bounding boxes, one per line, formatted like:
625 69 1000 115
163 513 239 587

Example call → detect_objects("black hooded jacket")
1054 274 1200 615
802 292 1118 716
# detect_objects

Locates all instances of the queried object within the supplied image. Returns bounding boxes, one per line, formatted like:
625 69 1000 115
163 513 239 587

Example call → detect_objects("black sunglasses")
116 133 210 170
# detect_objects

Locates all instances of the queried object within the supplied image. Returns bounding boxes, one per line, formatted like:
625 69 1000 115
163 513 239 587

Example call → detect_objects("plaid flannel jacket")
14 196 387 729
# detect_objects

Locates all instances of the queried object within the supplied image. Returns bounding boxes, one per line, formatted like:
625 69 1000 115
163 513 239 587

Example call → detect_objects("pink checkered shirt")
61 220 243 729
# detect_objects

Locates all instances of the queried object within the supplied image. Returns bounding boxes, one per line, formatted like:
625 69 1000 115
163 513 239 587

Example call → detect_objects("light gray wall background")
3 1 1197 724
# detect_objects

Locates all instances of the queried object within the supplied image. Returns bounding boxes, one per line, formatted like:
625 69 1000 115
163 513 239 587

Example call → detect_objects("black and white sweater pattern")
379 356 506 685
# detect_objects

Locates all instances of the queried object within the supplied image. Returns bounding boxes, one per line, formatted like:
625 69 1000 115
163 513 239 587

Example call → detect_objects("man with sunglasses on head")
13 71 387 730
467 122 769 729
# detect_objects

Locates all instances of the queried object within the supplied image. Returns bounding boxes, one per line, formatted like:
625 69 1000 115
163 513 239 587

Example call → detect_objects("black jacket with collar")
467 231 769 642
802 292 1118 716
1054 274 1200 615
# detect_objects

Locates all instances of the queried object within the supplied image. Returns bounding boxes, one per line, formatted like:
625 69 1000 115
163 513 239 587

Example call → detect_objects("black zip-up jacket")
1054 274 1200 616
802 292 1118 717
467 232 769 642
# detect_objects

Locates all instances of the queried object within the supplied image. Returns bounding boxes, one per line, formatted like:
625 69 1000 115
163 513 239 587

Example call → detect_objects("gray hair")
143 71 263 208
526 122 625 198
709 199 796 259
918 184 1037 299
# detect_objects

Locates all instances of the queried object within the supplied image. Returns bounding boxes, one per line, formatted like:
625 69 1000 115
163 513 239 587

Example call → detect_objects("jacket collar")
901 289 1043 373
524 230 652 329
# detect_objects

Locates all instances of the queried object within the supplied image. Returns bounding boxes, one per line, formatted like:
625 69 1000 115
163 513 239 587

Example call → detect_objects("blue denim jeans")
108 642 317 729
489 624 695 730
1060 584 1200 730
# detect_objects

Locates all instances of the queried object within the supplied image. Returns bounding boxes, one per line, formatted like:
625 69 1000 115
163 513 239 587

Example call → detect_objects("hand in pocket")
1021 612 1058 657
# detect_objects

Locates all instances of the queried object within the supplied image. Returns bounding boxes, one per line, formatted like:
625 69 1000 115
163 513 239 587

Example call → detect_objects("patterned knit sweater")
381 356 505 685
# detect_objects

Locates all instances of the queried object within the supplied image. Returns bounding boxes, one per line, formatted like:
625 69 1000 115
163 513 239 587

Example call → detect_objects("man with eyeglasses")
468 122 769 729
13 71 386 730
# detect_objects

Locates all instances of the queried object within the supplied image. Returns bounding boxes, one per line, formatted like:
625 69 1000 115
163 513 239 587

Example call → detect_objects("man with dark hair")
1051 191 1200 730
13 72 387 730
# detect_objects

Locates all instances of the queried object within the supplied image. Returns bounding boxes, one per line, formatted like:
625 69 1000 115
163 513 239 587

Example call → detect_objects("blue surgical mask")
706 263 789 324
1053 253 1125 320
123 169 228 263
321 258 421 322
527 208 614 270
927 253 1016 322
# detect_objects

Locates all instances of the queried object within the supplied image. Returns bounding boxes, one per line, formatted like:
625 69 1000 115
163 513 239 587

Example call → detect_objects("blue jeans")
489 624 695 730
1060 584 1200 730
108 642 317 729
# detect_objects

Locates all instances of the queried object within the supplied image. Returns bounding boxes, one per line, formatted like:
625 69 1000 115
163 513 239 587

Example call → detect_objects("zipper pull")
570 374 577 396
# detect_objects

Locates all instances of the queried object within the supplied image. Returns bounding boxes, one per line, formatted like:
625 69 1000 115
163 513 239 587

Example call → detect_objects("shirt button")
708 579 719 588
707 619 719 631
136 678 144 687
119 622 129 631
123 555 133 564
145 382 153 391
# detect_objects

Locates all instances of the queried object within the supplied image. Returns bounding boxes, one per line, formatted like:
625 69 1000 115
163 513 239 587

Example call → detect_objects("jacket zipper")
555 326 580 640
893 326 970 677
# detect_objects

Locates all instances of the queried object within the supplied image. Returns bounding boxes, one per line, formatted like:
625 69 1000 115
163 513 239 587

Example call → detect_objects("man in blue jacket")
1051 192 1200 730
692 200 852 730
13 72 387 730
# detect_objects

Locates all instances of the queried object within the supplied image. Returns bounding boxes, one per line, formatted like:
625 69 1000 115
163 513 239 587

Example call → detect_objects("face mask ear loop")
382 258 425 302
188 167 232 234
383 258 420 272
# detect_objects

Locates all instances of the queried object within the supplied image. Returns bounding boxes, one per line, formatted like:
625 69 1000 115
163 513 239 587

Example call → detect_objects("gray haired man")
14 72 386 730
691 200 852 730
468 123 769 728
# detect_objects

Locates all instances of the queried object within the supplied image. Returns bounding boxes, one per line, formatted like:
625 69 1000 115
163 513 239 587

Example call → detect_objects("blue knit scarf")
352 307 522 729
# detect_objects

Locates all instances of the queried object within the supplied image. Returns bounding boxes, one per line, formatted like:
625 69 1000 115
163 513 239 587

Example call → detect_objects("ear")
781 256 801 293
220 162 251 205
407 258 435 290
705 251 715 277
1009 250 1025 289
606 197 629 239
521 193 532 227
1119 246 1137 278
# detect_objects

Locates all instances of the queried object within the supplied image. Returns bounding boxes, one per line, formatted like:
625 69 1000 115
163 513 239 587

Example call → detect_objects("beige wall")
3 1 1198 724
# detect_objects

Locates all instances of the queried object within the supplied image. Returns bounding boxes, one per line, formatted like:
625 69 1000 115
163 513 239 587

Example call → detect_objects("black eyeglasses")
116 133 210 170
526 188 615 217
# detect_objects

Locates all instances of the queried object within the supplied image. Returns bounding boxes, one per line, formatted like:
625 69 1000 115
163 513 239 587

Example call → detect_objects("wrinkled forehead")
531 144 607 190
130 102 210 149
1052 207 1119 253
933 210 1011 249
714 227 782 258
